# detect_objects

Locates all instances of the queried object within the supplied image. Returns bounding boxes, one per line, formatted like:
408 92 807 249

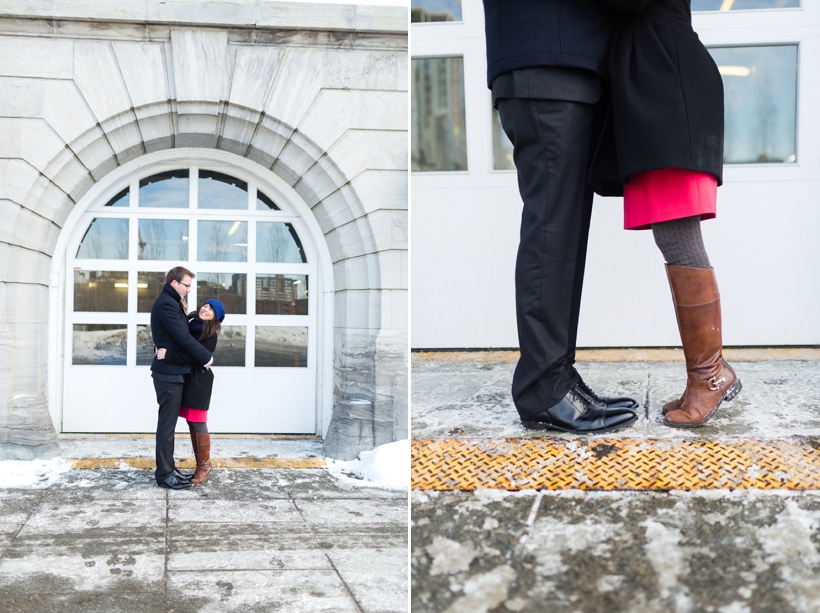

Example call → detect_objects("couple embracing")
149 266 226 490
486 0 742 433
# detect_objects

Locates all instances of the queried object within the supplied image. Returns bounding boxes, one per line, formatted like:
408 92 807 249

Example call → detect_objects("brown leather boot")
662 396 683 415
663 265 742 428
191 432 212 483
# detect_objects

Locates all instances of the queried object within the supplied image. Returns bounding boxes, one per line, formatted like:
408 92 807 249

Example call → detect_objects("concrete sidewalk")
411 351 820 613
0 437 408 613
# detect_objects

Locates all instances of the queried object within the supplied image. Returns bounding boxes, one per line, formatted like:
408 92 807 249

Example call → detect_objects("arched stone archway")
0 23 407 459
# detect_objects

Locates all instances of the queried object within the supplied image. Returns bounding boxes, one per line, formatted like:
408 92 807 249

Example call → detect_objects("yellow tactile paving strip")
69 457 325 470
412 439 820 491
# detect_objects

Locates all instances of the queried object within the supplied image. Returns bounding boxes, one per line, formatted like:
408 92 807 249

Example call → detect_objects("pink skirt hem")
179 407 208 422
623 168 717 230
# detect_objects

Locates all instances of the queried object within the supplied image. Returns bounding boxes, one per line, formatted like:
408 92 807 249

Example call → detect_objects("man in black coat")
150 266 213 489
483 0 638 433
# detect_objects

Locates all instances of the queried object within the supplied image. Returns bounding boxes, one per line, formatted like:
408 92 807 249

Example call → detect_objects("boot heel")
724 378 742 402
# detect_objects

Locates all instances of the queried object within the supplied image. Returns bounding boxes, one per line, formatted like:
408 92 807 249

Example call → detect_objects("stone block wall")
0 2 408 460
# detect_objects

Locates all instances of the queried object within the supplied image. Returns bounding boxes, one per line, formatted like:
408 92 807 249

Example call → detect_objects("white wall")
411 0 820 348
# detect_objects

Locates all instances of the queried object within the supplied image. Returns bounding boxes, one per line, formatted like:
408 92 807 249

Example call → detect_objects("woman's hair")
188 310 221 340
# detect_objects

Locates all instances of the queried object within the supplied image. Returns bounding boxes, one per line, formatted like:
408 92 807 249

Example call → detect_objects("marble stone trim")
0 18 407 52
0 25 408 459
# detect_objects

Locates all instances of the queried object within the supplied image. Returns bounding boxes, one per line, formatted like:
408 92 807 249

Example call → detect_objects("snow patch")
525 517 623 577
426 536 478 575
326 439 409 491
756 500 820 612
642 519 688 600
0 458 73 488
444 565 516 613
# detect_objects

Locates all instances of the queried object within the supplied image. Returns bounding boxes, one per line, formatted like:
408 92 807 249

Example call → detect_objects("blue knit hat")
204 299 225 322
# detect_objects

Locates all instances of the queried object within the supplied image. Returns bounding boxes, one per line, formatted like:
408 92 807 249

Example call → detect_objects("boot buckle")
709 376 725 391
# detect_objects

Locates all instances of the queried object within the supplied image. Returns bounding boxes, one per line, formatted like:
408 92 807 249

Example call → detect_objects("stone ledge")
0 1 407 33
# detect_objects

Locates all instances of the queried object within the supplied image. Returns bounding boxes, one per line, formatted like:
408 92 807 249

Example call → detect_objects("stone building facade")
0 1 408 460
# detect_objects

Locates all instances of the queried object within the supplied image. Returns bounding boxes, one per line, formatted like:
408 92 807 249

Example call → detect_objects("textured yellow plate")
70 457 325 470
412 438 820 491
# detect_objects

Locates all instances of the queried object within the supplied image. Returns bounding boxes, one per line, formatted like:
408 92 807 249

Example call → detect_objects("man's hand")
156 348 167 360
204 356 214 370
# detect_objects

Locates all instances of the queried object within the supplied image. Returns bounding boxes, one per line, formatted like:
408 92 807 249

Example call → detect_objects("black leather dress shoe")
576 379 639 410
521 385 638 434
157 475 193 490
173 468 193 482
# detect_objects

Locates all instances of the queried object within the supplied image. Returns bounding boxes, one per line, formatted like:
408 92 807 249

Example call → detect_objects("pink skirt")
179 407 208 422
623 168 717 230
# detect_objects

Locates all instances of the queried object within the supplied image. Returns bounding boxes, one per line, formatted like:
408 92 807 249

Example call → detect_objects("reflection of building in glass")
73 270 128 312
197 273 247 314
256 275 308 315
411 0 462 22
411 7 455 22
412 57 468 171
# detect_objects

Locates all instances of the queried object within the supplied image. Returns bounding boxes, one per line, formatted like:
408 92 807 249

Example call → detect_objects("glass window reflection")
255 327 308 367
492 107 515 170
74 270 128 312
256 222 306 263
214 326 245 367
693 0 797 11
136 324 154 366
76 218 129 260
198 220 248 262
412 57 468 172
138 219 189 261
197 273 247 315
104 187 129 207
137 272 167 312
256 275 308 315
198 170 248 210
139 170 189 208
256 190 281 211
411 1 462 22
72 324 127 365
709 45 797 164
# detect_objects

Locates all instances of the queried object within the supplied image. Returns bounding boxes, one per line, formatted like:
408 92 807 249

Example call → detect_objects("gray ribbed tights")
651 216 711 269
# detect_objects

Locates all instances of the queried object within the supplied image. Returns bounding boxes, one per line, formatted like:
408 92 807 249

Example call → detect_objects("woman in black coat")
157 299 225 483
595 0 742 428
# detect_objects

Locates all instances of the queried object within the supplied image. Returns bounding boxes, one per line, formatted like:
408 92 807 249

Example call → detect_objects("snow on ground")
0 458 73 488
327 439 409 491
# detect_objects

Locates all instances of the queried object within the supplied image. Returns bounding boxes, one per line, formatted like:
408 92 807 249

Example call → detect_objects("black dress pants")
153 378 184 482
496 97 598 419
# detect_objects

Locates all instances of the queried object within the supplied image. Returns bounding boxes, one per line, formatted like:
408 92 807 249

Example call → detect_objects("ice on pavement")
327 439 410 491
0 458 73 488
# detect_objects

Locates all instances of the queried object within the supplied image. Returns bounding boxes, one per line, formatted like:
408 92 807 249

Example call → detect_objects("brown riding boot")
662 394 684 415
663 265 742 428
191 432 212 483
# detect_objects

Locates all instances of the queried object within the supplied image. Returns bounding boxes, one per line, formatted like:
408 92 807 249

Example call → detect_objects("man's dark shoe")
173 468 193 482
576 380 639 410
157 475 193 490
521 385 638 433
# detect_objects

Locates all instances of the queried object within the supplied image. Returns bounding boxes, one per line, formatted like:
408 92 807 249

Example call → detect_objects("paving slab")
166 569 361 613
0 447 407 613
